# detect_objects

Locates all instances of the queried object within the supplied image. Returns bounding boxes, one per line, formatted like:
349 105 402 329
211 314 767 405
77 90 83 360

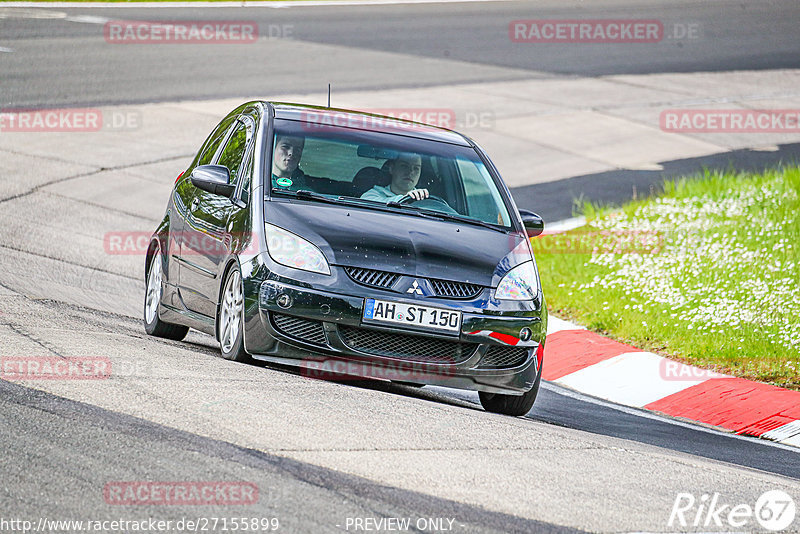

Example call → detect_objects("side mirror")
519 210 544 237
190 165 235 197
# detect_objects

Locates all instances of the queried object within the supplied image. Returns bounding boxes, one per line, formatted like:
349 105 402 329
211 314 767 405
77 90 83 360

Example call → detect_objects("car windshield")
267 118 513 229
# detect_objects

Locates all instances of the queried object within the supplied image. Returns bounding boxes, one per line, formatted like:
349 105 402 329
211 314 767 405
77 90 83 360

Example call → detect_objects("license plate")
363 299 462 334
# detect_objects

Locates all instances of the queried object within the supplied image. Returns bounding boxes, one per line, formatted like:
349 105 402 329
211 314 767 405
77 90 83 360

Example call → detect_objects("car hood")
265 201 530 286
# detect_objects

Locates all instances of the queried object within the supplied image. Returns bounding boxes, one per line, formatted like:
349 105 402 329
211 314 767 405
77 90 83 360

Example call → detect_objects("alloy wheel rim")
220 270 243 353
145 253 162 324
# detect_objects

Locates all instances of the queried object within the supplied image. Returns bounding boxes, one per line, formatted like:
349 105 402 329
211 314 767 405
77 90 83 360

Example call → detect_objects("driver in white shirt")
361 153 429 203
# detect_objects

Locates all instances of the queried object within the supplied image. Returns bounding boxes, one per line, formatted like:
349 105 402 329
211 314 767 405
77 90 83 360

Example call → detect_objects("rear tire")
218 265 250 363
144 244 189 341
479 363 542 417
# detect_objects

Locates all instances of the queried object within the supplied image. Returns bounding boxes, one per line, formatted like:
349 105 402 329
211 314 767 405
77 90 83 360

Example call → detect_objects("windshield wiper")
382 201 453 221
294 189 342 203
386 202 507 233
271 189 361 207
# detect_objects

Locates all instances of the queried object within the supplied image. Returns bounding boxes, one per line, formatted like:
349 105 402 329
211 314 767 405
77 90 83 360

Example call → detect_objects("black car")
144 101 547 416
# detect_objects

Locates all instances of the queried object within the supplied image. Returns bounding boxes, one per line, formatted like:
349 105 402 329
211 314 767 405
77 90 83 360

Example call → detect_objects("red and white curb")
545 316 800 448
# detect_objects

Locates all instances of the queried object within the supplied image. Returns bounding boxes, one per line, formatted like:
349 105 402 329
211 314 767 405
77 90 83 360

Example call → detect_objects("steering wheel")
397 194 458 214
397 193 443 205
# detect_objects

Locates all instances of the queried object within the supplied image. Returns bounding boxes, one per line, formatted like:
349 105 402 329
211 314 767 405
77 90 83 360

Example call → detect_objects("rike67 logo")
669 490 796 532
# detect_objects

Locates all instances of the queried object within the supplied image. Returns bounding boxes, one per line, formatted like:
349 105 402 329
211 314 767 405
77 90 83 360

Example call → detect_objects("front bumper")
248 279 545 395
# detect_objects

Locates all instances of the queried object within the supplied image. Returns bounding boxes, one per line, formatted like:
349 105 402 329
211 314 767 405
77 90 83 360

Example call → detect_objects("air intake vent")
344 267 399 289
271 313 327 346
428 279 482 299
338 325 477 364
478 346 530 369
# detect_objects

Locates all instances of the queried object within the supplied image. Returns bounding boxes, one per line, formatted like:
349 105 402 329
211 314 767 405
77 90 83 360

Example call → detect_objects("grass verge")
536 166 800 390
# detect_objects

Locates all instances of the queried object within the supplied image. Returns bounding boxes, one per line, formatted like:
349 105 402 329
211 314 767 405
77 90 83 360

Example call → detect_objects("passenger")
361 152 429 203
271 135 308 191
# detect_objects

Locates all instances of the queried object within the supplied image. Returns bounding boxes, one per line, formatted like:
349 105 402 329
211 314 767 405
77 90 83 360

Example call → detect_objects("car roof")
269 102 472 146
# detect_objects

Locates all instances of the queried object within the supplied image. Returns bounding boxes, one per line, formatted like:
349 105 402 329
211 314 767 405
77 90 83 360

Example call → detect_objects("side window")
217 121 248 185
238 148 254 203
197 116 236 168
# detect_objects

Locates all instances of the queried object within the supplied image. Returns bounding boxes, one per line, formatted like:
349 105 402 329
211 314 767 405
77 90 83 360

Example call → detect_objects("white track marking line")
65 15 109 24
554 352 720 408
0 8 66 18
0 47 14 53
541 382 800 453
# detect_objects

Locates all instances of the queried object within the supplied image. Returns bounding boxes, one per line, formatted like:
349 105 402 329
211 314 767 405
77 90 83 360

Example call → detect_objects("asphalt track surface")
2 0 800 107
1 379 577 534
1 1 800 532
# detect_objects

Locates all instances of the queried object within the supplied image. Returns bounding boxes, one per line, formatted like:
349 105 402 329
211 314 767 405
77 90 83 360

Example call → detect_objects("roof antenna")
327 83 331 108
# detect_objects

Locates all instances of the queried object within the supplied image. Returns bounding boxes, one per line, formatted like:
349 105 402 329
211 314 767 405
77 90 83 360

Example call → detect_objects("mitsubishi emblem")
407 280 424 295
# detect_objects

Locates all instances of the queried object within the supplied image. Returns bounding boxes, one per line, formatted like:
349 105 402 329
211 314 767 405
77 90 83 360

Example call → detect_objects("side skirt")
160 302 216 336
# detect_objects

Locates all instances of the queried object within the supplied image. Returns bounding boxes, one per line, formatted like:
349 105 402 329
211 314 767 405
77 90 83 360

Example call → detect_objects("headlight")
495 261 540 300
265 223 331 275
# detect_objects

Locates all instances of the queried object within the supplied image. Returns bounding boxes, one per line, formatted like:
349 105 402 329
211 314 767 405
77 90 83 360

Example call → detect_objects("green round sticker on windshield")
276 177 293 187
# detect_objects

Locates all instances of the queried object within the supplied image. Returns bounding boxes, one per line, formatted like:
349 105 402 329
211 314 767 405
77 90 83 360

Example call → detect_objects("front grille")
345 267 481 299
338 325 477 364
344 267 399 289
271 313 327 346
478 346 530 369
429 279 483 299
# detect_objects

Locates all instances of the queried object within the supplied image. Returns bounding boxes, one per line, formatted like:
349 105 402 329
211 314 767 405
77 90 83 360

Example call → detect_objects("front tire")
479 363 542 417
144 244 189 341
218 265 250 363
